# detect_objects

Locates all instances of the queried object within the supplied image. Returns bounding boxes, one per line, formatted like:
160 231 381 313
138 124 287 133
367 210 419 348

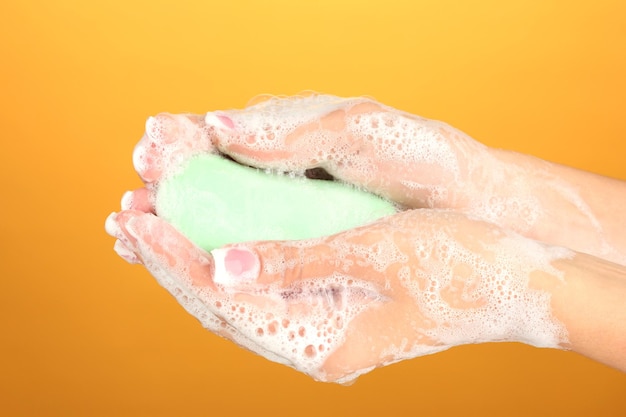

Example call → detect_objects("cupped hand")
107 206 569 383
106 95 568 383
128 94 493 210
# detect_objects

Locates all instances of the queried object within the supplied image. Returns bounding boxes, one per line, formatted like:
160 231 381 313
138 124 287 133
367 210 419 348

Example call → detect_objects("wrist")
543 253 626 371
466 148 626 265
479 237 572 349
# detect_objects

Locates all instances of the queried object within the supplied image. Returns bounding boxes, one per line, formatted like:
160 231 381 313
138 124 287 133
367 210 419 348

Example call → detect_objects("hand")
203 94 626 264
106 96 571 383
106 207 570 384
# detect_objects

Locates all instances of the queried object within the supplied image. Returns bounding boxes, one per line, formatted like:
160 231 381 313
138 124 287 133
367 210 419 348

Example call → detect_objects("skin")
106 94 626 382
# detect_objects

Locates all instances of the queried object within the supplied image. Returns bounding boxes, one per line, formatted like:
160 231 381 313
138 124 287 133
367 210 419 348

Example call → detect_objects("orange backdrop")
1 1 625 416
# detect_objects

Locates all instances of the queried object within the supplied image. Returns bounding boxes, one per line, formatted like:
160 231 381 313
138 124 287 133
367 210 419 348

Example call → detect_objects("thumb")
205 94 370 175
210 240 335 288
209 235 390 306
208 235 395 383
206 94 489 210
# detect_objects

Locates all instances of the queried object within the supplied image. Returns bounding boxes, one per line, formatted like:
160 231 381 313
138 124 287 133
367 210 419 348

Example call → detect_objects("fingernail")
121 191 133 210
104 212 120 237
114 240 140 264
205 112 235 129
123 217 140 240
145 116 156 132
145 115 161 141
132 141 147 174
146 114 178 144
211 247 260 285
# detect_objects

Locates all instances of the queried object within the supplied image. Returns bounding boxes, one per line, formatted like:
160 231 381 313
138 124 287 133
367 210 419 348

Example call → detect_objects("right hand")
207 94 626 266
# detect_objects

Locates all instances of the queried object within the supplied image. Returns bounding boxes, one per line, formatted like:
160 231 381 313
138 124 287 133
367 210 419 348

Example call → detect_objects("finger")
210 234 392 294
208 94 480 209
207 94 370 173
106 210 293 368
107 210 245 340
111 210 217 288
106 212 140 263
112 234 141 264
120 188 153 213
133 113 216 184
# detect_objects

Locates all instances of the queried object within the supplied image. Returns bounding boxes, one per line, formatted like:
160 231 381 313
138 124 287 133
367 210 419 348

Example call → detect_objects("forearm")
474 148 626 265
548 253 626 372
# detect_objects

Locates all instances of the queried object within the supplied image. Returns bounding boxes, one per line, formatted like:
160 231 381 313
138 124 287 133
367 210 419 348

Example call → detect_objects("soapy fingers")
105 207 388 382
105 210 289 365
129 96 492 211
208 94 491 209
133 112 218 187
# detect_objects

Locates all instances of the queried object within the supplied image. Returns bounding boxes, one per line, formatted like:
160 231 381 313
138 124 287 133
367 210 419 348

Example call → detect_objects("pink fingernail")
211 247 260 285
114 240 140 264
146 114 178 144
121 191 133 210
145 115 162 140
145 116 156 133
123 217 140 240
132 141 148 175
217 115 235 129
205 113 235 129
105 212 121 237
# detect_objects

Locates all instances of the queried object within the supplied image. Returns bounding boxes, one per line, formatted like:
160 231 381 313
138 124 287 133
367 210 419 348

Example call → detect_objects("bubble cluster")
207 94 496 210
328 234 408 273
396 219 572 354
346 111 459 173
193 272 384 381
209 94 357 157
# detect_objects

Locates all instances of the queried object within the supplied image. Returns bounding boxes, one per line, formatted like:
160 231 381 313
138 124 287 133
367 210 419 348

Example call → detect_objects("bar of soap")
155 154 397 251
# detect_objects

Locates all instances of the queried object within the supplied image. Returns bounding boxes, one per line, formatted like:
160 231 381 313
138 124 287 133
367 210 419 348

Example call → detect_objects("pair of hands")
106 95 573 383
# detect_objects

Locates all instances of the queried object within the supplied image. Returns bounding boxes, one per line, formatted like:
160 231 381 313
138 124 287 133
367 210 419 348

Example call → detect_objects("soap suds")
207 94 490 210
199 210 571 382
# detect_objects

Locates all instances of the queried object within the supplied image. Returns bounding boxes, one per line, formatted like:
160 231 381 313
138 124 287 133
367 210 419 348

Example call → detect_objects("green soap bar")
155 154 397 252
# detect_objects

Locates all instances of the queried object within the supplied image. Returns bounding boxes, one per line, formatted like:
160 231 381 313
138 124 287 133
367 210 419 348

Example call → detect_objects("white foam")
207 94 497 210
393 213 572 354
193 270 384 381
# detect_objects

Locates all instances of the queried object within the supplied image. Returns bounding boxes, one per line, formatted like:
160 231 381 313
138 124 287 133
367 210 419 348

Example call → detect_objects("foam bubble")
191 271 385 381
395 219 572 355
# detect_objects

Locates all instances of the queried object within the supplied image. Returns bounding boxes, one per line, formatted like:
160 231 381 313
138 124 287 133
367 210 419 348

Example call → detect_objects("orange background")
1 0 625 416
